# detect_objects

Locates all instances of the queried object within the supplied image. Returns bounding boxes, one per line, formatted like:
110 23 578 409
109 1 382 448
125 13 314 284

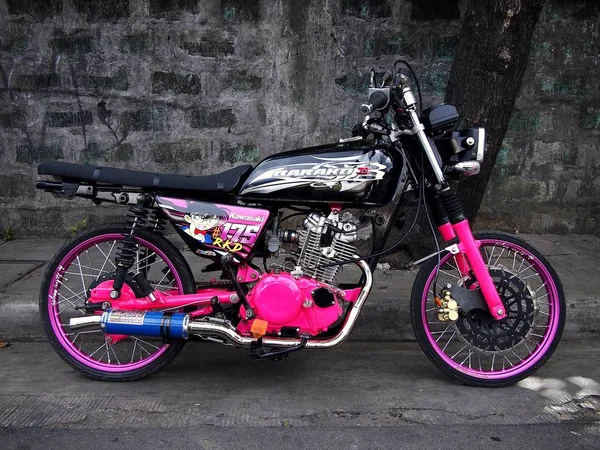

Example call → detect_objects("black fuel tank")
238 142 402 206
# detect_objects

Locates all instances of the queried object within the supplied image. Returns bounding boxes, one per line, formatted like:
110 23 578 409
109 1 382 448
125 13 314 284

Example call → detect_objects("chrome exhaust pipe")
69 315 102 329
69 258 373 350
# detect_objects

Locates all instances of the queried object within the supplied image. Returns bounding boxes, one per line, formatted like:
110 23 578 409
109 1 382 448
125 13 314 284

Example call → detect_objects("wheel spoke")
460 349 473 367
487 246 496 265
56 291 85 315
64 271 99 278
109 344 121 365
451 345 467 360
75 256 88 293
56 280 86 300
515 263 535 277
65 330 102 336
151 269 174 290
447 260 461 275
131 337 161 351
442 331 456 351
439 270 460 280
132 252 159 272
88 342 107 359
521 273 540 280
96 242 117 275
434 325 451 342
492 248 506 267
102 343 111 363
511 349 523 362
130 339 138 363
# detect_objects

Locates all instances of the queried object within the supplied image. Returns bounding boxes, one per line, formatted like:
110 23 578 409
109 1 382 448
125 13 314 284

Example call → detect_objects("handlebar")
360 91 388 115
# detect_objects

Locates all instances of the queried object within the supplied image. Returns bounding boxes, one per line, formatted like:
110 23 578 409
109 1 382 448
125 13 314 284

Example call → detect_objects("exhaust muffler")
70 310 189 340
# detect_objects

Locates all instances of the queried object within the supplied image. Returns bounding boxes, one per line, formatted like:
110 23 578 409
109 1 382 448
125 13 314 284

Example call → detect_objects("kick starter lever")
220 253 255 319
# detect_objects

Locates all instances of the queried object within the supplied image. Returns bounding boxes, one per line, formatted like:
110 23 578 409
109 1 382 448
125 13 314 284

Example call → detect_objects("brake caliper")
436 289 459 322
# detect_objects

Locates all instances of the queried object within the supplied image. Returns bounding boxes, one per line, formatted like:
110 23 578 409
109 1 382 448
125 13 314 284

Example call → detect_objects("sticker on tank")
240 155 388 195
155 197 270 257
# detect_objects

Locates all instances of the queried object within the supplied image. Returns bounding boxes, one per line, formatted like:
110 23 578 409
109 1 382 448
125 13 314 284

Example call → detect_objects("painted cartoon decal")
155 197 270 257
182 206 224 244
239 155 388 195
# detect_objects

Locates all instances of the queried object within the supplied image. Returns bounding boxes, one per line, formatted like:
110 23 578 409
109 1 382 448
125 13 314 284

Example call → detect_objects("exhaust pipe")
70 259 372 350
70 315 102 329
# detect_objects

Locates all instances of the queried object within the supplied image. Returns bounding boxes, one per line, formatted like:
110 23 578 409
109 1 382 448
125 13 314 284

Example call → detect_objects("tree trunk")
383 0 546 267
445 0 546 221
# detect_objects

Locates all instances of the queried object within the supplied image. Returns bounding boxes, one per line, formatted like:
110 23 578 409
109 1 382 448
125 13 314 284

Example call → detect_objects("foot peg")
249 337 308 361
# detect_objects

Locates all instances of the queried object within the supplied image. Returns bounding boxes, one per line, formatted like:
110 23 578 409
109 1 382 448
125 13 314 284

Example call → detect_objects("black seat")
38 161 253 193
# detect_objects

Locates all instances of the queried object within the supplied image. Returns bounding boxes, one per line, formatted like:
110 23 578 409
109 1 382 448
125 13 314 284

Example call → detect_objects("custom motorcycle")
37 62 565 386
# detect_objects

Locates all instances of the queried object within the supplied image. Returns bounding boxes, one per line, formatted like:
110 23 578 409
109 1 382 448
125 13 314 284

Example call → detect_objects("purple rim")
421 239 560 380
48 233 183 373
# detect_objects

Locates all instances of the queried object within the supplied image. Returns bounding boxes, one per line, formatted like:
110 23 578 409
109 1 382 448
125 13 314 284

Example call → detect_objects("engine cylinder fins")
296 230 357 283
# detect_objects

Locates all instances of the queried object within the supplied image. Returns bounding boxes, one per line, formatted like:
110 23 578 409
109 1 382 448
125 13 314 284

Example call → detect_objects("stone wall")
478 0 600 235
0 0 598 237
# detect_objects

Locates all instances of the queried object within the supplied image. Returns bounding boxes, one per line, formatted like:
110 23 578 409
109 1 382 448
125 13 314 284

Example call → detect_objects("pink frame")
88 266 364 317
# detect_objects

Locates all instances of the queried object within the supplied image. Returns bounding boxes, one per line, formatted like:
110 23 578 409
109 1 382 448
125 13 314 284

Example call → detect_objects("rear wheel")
411 232 565 387
40 224 196 381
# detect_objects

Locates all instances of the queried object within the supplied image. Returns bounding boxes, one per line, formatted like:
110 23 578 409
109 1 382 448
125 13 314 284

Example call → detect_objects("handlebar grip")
360 91 388 115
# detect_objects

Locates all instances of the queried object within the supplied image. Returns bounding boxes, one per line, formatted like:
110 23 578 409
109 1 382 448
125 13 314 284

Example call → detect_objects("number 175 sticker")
209 223 261 253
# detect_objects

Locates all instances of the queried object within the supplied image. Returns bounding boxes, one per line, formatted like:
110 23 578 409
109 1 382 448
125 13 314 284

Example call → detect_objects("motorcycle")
36 62 565 387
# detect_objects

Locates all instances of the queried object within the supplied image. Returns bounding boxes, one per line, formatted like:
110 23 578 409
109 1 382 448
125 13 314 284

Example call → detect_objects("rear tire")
411 232 566 387
40 224 196 381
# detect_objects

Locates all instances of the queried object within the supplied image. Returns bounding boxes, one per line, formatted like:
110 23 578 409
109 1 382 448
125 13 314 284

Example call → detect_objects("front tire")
40 224 196 381
411 232 566 387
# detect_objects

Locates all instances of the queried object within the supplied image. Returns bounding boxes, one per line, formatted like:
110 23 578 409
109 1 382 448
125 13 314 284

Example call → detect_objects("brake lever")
380 71 391 87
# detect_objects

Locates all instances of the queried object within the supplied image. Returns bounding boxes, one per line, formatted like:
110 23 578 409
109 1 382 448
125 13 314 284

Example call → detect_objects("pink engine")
237 272 343 337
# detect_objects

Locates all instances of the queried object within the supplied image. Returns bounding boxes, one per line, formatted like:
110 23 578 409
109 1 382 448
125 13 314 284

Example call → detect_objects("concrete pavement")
0 233 599 342
0 341 599 448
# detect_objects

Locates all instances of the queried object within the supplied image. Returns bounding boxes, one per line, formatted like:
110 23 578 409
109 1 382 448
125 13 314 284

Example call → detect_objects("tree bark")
445 0 546 221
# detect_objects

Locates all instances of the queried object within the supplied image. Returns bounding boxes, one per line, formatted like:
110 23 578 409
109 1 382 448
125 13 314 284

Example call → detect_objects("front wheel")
411 231 565 387
40 224 196 381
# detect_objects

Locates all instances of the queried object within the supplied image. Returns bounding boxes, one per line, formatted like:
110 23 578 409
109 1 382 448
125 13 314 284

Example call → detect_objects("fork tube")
407 109 445 184
437 188 506 321
429 190 470 276
452 220 506 320
437 223 471 277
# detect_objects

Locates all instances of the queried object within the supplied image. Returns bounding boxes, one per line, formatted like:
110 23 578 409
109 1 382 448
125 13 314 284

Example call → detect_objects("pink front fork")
437 223 471 275
437 221 507 320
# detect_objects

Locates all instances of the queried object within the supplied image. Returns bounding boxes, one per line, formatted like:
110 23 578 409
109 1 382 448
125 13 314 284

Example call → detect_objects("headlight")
436 127 485 178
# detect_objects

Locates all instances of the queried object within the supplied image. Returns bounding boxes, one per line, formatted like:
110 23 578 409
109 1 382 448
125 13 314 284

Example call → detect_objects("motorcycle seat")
37 161 253 193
